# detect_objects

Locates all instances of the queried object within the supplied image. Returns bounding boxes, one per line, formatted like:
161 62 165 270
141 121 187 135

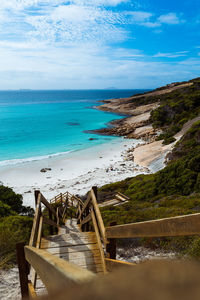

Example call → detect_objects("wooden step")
115 194 126 202
42 242 100 254
40 226 104 274
41 233 97 248
98 199 120 207
45 231 95 241
58 218 80 234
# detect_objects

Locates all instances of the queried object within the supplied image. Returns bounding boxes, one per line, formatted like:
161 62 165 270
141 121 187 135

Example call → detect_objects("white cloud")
126 11 152 22
158 13 181 25
0 1 192 89
154 51 189 58
70 0 128 6
0 0 127 10
124 11 182 28
141 21 161 28
26 5 127 44
0 40 196 90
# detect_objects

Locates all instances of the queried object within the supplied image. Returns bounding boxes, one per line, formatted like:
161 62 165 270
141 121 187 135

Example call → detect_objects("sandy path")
133 115 200 168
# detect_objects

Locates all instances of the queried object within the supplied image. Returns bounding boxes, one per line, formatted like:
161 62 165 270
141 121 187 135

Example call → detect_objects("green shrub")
0 216 32 268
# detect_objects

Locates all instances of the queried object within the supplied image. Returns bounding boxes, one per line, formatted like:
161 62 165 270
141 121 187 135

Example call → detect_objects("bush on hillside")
0 185 34 217
0 216 32 268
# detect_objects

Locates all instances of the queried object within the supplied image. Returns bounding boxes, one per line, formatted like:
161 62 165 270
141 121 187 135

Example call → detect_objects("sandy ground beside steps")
0 268 21 300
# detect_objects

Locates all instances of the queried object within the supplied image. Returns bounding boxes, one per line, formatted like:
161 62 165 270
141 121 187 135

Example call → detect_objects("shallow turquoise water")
0 90 148 164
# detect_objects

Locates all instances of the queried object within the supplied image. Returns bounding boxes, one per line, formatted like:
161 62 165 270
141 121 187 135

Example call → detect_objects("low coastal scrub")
0 216 33 268
99 121 200 258
129 77 200 145
150 78 200 144
0 186 34 268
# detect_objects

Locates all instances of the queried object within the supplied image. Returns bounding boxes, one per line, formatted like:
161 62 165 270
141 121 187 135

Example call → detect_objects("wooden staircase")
17 186 200 299
40 218 104 274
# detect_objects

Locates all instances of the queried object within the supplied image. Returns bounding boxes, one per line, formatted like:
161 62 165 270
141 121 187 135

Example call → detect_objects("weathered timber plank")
57 251 101 261
43 217 58 228
44 232 96 241
106 213 200 239
91 189 107 246
91 209 107 274
117 192 130 200
16 242 29 299
25 246 96 294
78 193 91 221
43 244 100 254
29 194 41 247
105 258 136 272
80 214 92 226
57 254 101 265
58 254 101 264
32 215 43 288
114 201 128 207
98 200 120 208
41 236 97 246
115 194 126 202
28 281 37 299
41 239 97 249
40 194 57 218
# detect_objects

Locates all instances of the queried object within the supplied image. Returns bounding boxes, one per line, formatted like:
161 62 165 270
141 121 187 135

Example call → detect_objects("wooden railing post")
56 207 59 227
85 206 90 232
16 242 29 300
106 222 117 259
92 186 98 200
34 190 40 206
49 211 54 235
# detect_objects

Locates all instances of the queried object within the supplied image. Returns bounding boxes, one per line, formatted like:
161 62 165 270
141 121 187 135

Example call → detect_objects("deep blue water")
0 90 148 165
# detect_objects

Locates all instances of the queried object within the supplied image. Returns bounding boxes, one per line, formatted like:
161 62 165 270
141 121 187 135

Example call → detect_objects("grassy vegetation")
99 120 200 258
0 185 34 268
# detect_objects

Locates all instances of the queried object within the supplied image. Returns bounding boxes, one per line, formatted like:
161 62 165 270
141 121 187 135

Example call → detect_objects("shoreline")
0 138 151 207
0 82 195 207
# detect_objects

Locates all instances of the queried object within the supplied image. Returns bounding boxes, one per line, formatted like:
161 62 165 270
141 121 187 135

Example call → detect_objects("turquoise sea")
0 90 148 165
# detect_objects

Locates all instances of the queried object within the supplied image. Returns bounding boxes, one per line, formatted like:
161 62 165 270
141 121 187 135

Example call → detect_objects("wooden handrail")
116 192 130 200
29 193 41 247
91 189 107 246
40 194 57 218
43 217 59 228
78 193 91 221
25 246 96 294
105 258 136 272
91 209 107 274
80 214 92 226
50 191 84 207
106 213 200 239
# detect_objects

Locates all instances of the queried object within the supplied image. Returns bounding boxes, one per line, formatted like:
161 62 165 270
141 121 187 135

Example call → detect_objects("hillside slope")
97 78 200 257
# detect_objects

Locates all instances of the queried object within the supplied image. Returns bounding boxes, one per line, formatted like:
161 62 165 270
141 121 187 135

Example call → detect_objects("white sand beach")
0 138 149 207
1 113 198 208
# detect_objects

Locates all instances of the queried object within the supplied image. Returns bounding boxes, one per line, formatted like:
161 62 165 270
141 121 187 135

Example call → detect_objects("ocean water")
0 90 148 165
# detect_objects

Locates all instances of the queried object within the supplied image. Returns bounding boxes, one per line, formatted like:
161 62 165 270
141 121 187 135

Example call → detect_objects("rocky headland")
93 81 193 141
90 80 196 169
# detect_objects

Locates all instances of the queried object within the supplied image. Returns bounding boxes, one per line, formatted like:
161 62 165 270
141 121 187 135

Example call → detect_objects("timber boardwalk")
16 187 200 299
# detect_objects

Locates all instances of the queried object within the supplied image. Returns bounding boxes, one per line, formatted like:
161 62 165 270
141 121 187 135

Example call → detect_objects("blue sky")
0 0 199 89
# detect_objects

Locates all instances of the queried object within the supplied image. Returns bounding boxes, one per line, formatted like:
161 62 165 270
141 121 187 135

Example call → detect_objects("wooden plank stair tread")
98 199 120 207
58 218 81 234
40 221 104 274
